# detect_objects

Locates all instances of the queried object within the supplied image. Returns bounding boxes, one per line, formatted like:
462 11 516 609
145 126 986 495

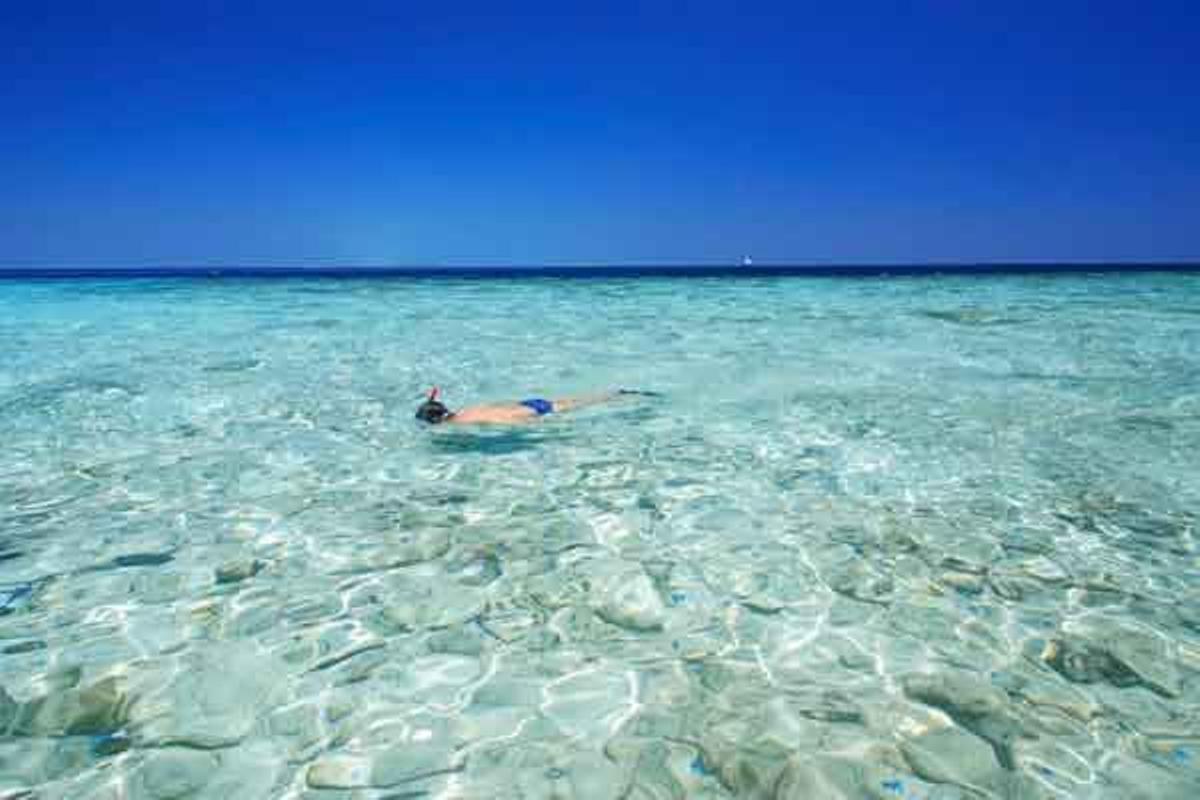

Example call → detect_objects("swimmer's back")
445 403 540 425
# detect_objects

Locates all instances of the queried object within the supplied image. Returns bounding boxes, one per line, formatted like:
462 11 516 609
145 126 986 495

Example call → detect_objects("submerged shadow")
917 308 1026 326
428 427 568 455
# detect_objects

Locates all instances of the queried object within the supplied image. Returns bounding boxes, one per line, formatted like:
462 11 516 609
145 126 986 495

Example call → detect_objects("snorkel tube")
415 386 453 424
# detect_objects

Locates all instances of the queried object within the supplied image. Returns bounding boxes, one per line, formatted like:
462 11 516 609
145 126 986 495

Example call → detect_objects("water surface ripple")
1 275 1199 798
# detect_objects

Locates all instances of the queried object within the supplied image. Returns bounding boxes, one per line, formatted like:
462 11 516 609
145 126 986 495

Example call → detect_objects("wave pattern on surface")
1 275 1199 798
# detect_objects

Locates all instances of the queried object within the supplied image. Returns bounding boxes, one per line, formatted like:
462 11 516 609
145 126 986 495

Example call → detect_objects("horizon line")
3 261 1200 280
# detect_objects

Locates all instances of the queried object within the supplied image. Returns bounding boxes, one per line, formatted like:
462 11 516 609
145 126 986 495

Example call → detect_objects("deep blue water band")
1 263 1199 281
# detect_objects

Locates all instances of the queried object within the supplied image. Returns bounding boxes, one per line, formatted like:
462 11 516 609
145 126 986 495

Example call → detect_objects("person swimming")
415 387 659 426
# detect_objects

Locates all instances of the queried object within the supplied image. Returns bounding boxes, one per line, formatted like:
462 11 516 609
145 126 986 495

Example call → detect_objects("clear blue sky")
2 1 1197 266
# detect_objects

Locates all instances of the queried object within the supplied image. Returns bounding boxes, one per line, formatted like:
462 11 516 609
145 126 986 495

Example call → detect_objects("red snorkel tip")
429 386 440 401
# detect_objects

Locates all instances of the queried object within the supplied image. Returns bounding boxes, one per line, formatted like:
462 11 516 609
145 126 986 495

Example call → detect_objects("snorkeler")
415 387 658 425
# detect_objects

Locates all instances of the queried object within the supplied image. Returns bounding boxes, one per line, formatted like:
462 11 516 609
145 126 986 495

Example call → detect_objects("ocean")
1 272 1198 798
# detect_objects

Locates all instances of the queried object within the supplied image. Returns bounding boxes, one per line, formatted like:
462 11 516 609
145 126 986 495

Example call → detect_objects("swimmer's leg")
549 390 661 413
547 392 621 413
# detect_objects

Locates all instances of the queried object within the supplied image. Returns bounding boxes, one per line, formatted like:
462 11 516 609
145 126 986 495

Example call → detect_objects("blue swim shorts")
519 398 554 415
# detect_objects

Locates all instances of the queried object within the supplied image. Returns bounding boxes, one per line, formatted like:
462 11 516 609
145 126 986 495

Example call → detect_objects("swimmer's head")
415 387 452 424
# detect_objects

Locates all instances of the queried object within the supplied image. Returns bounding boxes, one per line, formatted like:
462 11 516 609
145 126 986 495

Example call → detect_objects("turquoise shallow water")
1 275 1199 798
